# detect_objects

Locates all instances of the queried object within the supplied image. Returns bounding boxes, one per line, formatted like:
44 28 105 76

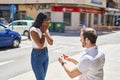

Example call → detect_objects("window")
9 22 27 26
0 26 5 32
64 12 71 26
80 13 86 25
101 14 105 25
94 14 98 25
45 12 51 18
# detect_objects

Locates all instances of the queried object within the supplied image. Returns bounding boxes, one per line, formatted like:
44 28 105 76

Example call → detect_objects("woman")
29 13 53 80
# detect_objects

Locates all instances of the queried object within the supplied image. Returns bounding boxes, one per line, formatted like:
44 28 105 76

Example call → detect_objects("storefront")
51 5 105 30
0 5 11 21
105 8 120 26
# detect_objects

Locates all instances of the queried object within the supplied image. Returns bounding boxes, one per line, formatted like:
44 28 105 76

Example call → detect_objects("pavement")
9 30 120 80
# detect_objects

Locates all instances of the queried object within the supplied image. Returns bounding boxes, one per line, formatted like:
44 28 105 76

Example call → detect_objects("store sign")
51 6 105 14
52 6 79 12
91 0 102 5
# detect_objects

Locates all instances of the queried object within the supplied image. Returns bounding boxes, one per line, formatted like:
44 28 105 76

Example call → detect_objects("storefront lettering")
52 6 105 14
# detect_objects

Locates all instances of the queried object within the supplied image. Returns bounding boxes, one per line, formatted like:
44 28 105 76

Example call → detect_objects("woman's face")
42 19 50 28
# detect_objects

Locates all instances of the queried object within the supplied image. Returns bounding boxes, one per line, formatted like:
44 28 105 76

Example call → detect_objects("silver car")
7 20 34 36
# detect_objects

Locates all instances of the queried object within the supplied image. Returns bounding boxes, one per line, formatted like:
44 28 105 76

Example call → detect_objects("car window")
21 22 27 26
9 21 27 26
0 25 5 32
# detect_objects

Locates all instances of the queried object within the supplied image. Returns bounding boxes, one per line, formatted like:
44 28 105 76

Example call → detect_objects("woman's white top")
30 27 48 48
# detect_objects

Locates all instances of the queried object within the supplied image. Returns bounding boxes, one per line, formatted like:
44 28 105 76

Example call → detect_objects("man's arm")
58 56 82 78
62 62 82 78
63 54 78 65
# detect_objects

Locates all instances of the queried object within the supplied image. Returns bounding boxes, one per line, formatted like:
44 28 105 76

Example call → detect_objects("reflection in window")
94 14 98 25
64 13 71 26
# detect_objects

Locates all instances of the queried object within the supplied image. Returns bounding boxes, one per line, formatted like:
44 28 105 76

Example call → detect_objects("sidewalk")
21 36 28 41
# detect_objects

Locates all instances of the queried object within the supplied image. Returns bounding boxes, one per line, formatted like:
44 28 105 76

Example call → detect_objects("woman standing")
29 13 53 80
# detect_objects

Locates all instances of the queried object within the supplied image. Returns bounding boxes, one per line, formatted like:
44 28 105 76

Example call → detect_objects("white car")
7 20 34 36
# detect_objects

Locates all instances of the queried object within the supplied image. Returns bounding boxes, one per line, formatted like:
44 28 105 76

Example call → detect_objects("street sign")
10 5 16 30
10 5 16 13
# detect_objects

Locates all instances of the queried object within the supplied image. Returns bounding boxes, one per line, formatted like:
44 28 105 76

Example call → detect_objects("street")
0 30 120 80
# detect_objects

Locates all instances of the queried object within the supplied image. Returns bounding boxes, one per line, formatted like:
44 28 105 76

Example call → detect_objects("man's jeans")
31 47 49 80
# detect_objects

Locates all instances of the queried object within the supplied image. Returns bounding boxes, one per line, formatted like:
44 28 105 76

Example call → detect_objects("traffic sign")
10 5 16 13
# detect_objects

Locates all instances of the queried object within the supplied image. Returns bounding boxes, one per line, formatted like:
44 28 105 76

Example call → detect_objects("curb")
21 36 28 41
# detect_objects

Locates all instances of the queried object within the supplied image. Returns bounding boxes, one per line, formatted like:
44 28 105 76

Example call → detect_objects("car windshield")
0 18 8 25
0 25 5 32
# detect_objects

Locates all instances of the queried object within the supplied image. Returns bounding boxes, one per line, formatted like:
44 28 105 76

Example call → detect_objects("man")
58 28 105 80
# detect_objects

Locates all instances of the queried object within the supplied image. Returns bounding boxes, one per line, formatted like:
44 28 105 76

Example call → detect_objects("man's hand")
63 54 72 62
58 55 65 63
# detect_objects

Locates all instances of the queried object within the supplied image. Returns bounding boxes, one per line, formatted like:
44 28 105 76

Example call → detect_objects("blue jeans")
31 47 49 80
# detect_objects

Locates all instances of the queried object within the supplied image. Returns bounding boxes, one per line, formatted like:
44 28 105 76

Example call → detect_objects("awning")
105 8 120 12
105 8 120 15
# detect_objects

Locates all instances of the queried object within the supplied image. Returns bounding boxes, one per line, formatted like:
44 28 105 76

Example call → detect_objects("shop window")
45 12 51 18
64 12 71 26
94 14 98 25
107 0 118 8
101 14 105 25
17 11 26 20
80 13 86 25
88 14 91 27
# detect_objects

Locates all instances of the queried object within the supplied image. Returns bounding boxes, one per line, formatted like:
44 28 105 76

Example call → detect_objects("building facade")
0 0 119 31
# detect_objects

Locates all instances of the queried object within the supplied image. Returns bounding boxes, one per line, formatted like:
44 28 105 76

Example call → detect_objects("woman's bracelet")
42 33 46 36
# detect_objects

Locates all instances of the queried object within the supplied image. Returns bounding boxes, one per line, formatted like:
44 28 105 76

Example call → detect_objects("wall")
18 5 37 19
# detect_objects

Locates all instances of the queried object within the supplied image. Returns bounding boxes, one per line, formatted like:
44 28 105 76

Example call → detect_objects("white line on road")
0 60 14 66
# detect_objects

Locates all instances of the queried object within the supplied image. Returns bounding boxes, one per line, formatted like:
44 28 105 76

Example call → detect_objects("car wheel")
12 39 20 48
23 31 29 36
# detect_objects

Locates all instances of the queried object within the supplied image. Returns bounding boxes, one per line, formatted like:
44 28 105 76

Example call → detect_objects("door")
0 25 12 47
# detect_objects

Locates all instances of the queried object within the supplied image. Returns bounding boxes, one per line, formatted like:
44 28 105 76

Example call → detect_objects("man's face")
80 31 86 47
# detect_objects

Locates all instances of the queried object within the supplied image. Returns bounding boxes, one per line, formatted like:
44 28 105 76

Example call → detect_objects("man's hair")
81 28 97 44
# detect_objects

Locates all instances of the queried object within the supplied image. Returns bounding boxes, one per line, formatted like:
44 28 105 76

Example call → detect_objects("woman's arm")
30 31 45 49
45 32 53 45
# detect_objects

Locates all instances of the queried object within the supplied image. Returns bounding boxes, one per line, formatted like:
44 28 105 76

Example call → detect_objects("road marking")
0 60 14 66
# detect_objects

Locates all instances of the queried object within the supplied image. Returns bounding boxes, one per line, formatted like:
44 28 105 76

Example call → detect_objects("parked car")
0 18 8 25
7 20 34 36
0 23 21 48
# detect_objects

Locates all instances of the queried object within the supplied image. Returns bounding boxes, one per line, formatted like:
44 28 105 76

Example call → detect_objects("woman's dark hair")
32 12 48 28
28 13 48 39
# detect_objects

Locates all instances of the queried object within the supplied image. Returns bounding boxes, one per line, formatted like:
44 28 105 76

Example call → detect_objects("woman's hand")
41 24 48 33
41 19 50 33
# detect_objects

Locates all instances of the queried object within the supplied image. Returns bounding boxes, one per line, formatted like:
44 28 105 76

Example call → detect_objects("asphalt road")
0 30 120 80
